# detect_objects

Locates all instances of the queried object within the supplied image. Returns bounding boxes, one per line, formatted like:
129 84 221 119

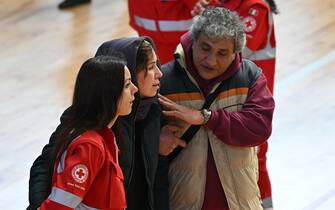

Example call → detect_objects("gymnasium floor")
0 0 334 209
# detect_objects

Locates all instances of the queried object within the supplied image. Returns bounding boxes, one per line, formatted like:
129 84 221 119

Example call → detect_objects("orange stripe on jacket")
164 88 249 102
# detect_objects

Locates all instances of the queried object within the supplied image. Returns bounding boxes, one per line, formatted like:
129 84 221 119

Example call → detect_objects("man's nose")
205 53 217 67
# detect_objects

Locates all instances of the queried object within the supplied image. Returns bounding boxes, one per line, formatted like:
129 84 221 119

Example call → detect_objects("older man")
158 7 275 210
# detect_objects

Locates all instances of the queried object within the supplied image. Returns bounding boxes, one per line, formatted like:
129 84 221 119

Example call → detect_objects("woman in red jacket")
39 55 138 210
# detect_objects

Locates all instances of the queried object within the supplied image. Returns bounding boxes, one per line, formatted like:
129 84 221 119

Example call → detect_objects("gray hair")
190 7 246 53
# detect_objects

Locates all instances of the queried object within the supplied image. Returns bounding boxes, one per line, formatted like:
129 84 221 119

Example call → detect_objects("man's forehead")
197 34 234 48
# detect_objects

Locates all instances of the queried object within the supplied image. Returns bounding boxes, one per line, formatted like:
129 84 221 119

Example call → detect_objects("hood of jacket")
94 36 160 120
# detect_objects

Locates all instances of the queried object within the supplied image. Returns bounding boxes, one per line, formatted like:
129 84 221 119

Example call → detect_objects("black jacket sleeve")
154 155 170 210
26 107 72 210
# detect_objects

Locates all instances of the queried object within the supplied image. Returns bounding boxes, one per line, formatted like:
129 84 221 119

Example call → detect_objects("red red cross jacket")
40 128 126 210
128 0 198 64
221 2 276 208
217 2 276 208
221 0 276 94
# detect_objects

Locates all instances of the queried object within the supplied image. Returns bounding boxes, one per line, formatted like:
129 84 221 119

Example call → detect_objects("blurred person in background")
58 0 91 9
128 0 199 64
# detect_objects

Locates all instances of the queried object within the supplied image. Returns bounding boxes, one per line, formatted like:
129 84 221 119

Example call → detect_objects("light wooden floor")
0 0 334 209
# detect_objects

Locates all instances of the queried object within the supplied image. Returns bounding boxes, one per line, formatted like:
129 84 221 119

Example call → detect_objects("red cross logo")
76 168 85 178
242 16 257 33
72 164 89 183
245 20 253 28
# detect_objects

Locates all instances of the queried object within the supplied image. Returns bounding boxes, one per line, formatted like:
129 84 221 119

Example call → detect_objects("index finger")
200 0 211 7
176 138 187 148
165 124 182 133
159 97 179 111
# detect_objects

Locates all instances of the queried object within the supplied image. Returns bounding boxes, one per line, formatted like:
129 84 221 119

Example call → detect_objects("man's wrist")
200 109 212 125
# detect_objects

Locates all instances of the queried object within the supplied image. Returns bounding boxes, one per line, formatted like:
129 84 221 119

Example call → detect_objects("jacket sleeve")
39 142 105 210
154 155 170 210
205 74 275 147
27 107 72 210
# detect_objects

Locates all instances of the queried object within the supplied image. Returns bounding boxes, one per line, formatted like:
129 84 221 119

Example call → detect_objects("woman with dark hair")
38 55 138 209
27 37 169 210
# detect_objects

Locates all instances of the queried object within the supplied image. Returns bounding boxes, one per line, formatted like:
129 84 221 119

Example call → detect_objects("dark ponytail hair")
48 55 127 182
265 0 279 14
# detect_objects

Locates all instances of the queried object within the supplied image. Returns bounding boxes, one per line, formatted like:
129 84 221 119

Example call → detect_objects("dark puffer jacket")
27 37 169 210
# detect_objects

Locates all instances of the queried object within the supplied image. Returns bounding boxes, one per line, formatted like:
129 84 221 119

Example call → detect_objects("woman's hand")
191 0 212 17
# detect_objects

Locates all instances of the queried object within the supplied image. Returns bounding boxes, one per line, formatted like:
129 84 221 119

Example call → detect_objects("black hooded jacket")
27 37 169 210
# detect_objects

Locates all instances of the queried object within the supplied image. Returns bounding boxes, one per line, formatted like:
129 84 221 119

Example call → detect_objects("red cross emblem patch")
71 164 89 183
242 16 257 33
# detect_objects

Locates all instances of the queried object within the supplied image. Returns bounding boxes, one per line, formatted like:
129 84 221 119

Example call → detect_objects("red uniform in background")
218 1 276 208
225 0 276 93
128 0 198 64
40 128 126 210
